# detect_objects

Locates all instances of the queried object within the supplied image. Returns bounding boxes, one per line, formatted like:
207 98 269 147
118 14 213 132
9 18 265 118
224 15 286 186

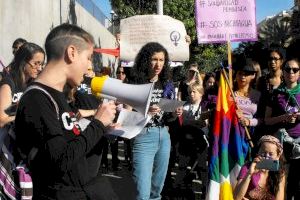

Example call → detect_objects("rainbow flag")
206 72 249 200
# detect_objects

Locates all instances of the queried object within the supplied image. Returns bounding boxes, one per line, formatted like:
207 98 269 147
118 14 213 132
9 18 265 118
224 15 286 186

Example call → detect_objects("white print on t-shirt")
77 83 92 94
148 88 164 125
61 112 81 135
12 92 23 103
236 98 258 105
151 89 163 103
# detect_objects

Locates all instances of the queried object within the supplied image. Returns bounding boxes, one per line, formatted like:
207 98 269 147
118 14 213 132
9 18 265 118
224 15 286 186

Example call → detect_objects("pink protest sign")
195 0 257 43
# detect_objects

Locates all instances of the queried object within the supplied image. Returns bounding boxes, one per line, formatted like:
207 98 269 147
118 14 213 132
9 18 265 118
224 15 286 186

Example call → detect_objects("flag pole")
221 68 254 148
227 40 232 87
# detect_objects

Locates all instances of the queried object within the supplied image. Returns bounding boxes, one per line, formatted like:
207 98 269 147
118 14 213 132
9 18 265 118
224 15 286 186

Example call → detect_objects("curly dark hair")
268 45 286 61
128 42 170 86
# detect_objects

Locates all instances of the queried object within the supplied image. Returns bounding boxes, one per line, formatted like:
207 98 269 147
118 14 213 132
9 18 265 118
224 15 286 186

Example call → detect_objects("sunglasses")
240 71 255 76
268 57 281 61
117 71 125 75
284 66 300 74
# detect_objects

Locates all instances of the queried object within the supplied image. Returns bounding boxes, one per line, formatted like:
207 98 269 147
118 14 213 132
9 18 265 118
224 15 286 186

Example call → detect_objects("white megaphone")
91 76 154 117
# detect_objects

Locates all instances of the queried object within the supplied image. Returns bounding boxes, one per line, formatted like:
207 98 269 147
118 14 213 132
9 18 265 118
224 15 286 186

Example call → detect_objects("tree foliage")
258 15 292 47
234 7 299 68
110 0 227 72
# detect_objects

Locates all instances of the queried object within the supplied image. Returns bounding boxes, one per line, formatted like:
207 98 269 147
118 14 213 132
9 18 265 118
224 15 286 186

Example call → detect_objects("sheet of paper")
108 109 150 139
78 118 91 131
158 98 186 112
120 15 189 61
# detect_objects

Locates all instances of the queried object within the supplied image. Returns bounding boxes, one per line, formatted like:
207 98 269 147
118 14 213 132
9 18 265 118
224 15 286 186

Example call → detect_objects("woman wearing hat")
177 63 202 101
234 135 286 200
234 65 263 133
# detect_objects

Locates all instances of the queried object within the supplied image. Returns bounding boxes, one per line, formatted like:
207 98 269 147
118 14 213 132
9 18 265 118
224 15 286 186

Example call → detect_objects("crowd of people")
0 23 300 200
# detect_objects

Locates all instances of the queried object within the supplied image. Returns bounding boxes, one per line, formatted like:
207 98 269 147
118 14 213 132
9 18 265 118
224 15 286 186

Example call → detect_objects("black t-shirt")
178 81 189 101
75 77 100 110
0 76 24 103
15 82 107 199
147 80 165 127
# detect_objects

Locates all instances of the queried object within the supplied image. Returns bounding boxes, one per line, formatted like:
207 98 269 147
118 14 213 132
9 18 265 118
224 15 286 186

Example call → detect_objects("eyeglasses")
117 71 125 75
268 57 281 61
27 61 44 69
284 66 300 74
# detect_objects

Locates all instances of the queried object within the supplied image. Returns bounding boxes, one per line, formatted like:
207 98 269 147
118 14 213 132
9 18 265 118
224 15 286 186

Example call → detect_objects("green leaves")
110 0 227 72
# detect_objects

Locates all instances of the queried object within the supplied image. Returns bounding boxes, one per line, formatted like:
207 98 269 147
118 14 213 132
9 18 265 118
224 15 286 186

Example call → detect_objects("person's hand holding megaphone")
94 101 117 127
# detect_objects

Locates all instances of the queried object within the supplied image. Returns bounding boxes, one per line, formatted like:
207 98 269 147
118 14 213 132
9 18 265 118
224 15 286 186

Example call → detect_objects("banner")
195 0 257 43
94 48 120 57
120 15 190 61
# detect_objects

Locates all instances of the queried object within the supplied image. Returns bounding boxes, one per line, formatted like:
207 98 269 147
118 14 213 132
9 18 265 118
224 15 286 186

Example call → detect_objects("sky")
95 0 295 22
256 0 294 22
94 0 295 48
94 0 112 19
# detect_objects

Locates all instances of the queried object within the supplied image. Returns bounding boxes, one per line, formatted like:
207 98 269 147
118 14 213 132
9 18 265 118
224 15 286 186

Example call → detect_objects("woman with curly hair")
128 42 175 200
234 135 286 200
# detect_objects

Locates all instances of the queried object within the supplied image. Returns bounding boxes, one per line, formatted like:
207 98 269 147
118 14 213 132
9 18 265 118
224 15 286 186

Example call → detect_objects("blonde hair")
188 82 204 95
187 63 203 86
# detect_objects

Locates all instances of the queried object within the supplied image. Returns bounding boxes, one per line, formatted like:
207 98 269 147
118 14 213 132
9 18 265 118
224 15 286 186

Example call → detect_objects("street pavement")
100 141 136 200
101 141 206 200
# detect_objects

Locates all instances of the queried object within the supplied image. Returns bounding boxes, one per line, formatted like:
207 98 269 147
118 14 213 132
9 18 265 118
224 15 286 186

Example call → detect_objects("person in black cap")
234 64 264 145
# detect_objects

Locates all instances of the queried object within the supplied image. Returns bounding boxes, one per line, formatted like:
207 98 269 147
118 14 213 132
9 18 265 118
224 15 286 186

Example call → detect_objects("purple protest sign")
195 0 257 43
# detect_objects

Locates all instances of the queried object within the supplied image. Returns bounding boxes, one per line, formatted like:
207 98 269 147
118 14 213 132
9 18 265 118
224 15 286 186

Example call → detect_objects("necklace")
236 89 250 97
150 77 158 83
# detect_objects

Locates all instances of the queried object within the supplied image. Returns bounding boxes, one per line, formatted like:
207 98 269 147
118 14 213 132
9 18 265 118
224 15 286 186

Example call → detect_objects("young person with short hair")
15 24 118 200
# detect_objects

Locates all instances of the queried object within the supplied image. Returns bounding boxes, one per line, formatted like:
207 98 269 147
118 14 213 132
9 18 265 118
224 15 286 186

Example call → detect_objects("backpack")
0 85 59 200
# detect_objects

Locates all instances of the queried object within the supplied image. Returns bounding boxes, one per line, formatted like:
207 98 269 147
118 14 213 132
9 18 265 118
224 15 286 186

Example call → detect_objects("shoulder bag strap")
23 85 59 120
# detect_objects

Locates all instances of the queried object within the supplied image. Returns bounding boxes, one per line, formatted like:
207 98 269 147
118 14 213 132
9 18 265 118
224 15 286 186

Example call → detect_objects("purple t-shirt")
235 89 261 127
238 163 261 191
238 163 275 200
271 90 300 137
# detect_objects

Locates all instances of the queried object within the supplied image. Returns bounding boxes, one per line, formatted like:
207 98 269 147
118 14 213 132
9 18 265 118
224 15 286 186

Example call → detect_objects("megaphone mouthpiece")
91 76 154 117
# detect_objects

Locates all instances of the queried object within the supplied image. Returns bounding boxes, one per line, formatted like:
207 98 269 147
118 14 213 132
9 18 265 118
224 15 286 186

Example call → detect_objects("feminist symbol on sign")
170 31 181 46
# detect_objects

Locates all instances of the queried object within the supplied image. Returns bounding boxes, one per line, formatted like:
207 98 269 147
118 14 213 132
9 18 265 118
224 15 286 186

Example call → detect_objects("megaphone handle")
101 94 117 103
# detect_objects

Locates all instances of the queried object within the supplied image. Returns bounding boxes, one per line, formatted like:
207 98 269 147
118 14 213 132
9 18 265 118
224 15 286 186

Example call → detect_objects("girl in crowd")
264 58 300 199
257 47 285 93
177 63 202 101
234 135 286 200
181 82 209 199
128 42 175 200
234 65 262 132
0 42 44 127
203 72 216 91
256 47 285 118
202 72 218 110
182 82 208 125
